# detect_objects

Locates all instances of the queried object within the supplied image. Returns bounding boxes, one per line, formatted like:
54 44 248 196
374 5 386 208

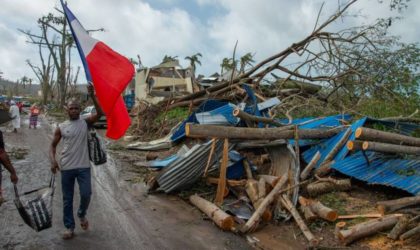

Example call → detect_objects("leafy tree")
239 52 255 74
220 58 236 75
161 55 178 64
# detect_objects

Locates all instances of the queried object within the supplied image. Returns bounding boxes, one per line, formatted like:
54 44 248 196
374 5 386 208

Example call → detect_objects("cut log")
185 124 343 140
313 161 334 177
338 214 400 245
241 174 288 233
355 127 420 147
258 175 280 187
346 140 364 151
280 195 319 246
322 128 352 164
214 138 229 206
335 221 347 239
233 108 284 127
299 196 338 222
362 141 420 155
377 196 420 214
338 213 394 219
388 215 410 240
310 200 338 222
300 151 321 180
299 196 317 222
400 224 420 241
190 194 234 231
306 178 351 197
206 177 247 187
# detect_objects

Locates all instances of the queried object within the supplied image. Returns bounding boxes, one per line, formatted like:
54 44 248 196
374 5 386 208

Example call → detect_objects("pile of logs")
347 127 420 156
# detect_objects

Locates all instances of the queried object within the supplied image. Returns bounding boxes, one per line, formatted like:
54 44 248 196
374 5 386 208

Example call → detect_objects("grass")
318 192 347 215
155 107 189 124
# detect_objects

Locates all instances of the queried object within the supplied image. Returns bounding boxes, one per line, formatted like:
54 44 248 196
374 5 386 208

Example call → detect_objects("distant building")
134 60 193 104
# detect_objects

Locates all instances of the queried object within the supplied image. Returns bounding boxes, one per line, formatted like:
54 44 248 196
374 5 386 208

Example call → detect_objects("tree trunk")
185 124 343 140
324 129 352 163
362 141 420 155
338 214 400 245
388 215 410 240
400 224 420 241
299 196 338 222
306 179 351 197
300 151 321 180
189 194 234 231
241 174 288 233
356 127 420 147
346 140 364 151
233 108 284 127
258 178 266 199
313 161 334 177
299 196 317 222
377 196 420 214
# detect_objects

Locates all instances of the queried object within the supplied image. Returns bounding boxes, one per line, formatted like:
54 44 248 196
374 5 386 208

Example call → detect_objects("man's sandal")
62 229 74 240
80 218 89 230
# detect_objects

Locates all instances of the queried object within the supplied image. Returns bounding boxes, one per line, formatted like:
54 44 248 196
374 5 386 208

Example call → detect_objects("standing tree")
239 52 255 74
185 53 202 81
220 57 236 75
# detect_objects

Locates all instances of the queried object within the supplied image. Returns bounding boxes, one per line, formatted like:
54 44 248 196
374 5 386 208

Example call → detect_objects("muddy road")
0 115 250 250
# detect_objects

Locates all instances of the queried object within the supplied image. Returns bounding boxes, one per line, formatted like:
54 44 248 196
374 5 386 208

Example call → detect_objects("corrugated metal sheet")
331 151 420 195
195 103 239 125
302 116 420 195
156 140 223 193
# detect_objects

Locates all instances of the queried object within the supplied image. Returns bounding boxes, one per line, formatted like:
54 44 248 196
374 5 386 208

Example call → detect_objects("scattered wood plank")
190 194 234 231
203 138 217 178
243 159 253 180
214 138 229 206
280 195 319 246
377 196 420 214
313 160 334 177
185 124 343 140
300 151 321 181
338 214 400 245
355 127 420 147
206 177 247 187
240 174 288 233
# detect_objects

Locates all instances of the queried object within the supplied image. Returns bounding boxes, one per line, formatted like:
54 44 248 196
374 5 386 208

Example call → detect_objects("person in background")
29 104 40 129
0 130 19 206
16 102 23 114
9 101 20 133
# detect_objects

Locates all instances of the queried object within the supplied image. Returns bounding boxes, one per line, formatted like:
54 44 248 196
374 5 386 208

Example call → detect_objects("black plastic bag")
87 129 107 165
14 175 55 232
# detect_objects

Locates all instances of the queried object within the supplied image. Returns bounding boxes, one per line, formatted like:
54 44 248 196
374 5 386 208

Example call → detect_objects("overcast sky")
0 0 418 83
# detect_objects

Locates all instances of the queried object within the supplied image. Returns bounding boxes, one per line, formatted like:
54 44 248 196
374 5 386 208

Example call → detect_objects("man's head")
65 98 81 120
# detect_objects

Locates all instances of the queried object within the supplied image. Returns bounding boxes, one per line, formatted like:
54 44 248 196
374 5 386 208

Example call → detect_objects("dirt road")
0 115 250 250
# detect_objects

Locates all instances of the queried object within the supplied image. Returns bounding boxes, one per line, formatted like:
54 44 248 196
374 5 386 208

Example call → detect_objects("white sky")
0 0 418 83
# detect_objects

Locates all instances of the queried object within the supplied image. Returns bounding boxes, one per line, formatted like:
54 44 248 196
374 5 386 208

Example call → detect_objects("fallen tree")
355 127 420 147
377 196 420 214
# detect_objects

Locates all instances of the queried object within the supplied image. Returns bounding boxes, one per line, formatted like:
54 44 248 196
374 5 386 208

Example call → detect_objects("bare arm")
50 127 62 173
0 149 18 184
85 84 104 126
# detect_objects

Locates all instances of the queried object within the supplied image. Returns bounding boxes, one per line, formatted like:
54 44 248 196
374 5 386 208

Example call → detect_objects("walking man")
9 101 20 133
50 85 103 239
0 130 18 205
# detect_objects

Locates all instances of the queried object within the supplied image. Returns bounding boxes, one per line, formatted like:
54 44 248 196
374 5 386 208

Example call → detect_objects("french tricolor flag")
61 1 134 139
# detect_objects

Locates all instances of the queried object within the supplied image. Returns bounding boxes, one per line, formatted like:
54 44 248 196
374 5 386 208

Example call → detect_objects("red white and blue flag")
61 1 134 139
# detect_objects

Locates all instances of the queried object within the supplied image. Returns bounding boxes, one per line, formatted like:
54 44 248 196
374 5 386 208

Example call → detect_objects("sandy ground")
0 114 251 250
